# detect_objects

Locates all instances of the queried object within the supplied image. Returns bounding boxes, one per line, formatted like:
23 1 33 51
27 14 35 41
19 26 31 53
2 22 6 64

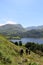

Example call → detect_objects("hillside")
0 35 43 65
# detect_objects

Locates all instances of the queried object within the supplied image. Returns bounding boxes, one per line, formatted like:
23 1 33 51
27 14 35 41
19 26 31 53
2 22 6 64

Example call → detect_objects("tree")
19 41 22 46
25 42 43 55
14 42 18 46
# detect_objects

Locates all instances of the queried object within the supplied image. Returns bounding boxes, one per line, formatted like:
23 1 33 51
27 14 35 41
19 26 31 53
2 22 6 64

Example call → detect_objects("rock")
22 58 28 62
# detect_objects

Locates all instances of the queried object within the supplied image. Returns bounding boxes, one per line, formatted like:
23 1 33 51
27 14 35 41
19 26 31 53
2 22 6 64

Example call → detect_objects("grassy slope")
0 35 43 65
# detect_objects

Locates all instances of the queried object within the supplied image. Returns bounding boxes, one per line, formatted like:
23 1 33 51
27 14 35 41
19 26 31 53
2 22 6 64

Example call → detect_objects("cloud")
6 21 17 24
0 20 17 26
0 24 4 26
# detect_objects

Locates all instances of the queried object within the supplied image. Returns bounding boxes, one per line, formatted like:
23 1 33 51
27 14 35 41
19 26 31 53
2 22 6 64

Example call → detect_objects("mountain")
0 24 43 38
0 35 43 65
0 24 24 31
22 29 43 38
26 25 43 31
0 24 25 34
24 25 43 38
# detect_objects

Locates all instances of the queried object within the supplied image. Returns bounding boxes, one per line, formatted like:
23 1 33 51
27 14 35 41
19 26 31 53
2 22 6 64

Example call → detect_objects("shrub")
0 52 2 57
29 62 38 65
29 63 31 65
6 58 12 64
32 62 38 65
0 52 3 60
2 57 12 64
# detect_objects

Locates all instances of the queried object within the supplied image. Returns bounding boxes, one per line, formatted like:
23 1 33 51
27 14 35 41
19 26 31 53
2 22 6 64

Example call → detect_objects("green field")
0 35 43 65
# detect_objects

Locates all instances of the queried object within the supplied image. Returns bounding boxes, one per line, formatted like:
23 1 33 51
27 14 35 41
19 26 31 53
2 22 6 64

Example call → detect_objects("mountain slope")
0 35 43 65
26 25 43 31
22 30 43 38
0 24 25 34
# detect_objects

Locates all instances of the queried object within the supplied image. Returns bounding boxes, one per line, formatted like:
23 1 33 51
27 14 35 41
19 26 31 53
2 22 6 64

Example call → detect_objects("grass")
0 35 43 65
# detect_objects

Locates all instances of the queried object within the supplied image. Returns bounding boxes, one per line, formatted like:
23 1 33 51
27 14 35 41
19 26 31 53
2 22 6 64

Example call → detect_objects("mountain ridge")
0 24 43 38
26 25 43 31
0 24 43 30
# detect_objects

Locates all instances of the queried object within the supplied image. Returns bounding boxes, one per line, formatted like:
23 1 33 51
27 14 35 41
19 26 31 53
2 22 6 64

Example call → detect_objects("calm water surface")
11 38 43 44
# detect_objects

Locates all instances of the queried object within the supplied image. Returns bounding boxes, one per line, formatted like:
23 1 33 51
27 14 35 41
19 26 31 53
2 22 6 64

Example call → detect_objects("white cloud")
0 24 4 26
6 21 17 24
0 20 17 26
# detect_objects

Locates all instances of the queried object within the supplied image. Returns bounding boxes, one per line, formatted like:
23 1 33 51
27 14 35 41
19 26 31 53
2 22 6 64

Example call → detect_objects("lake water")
10 38 43 44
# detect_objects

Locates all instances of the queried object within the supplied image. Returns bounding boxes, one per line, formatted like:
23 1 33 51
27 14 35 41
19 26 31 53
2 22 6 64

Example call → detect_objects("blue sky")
0 0 43 27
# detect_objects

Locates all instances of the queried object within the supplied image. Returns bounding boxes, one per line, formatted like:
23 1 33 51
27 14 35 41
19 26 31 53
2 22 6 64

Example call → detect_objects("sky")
0 0 43 27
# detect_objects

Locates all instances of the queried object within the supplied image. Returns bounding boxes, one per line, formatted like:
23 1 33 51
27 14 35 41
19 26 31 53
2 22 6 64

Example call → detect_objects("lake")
10 38 43 44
